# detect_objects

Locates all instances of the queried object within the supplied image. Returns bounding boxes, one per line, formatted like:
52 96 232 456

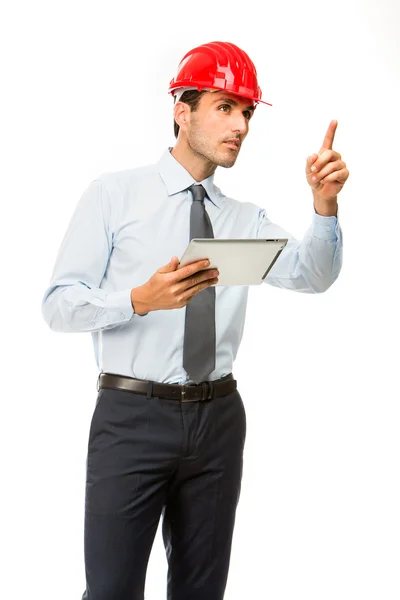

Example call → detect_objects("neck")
171 138 217 182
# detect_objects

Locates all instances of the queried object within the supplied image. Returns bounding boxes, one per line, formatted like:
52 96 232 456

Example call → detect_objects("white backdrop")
2 0 399 598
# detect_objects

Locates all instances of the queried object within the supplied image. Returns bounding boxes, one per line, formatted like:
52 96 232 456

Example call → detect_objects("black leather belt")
97 372 236 402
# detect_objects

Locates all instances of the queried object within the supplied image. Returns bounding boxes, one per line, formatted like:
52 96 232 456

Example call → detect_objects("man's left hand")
306 120 350 216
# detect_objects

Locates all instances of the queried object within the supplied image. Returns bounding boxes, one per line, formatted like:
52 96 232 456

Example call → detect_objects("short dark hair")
173 89 207 138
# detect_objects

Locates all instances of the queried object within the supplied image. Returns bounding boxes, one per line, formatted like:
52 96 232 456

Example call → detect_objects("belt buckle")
181 384 189 402
181 381 214 402
181 384 198 403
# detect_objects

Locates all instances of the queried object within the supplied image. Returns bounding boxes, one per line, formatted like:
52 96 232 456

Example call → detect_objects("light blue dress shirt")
41 148 342 384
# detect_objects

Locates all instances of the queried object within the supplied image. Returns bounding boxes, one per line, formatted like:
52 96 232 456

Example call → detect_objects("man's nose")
231 113 248 134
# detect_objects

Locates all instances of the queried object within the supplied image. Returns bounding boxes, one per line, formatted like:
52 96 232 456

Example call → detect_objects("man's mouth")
223 139 240 150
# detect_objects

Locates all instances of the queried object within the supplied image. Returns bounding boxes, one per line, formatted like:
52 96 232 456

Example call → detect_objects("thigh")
82 389 182 600
162 389 247 600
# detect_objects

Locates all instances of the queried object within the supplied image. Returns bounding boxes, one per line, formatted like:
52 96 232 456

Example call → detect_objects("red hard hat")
169 41 272 106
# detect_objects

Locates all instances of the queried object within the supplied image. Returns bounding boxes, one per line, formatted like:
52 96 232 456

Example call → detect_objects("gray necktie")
182 184 216 383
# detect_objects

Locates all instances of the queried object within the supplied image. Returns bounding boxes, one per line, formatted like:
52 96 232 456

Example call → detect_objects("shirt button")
325 226 332 232
120 313 125 319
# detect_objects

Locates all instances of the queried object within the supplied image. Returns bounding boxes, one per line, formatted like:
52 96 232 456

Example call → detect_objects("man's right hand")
130 257 219 315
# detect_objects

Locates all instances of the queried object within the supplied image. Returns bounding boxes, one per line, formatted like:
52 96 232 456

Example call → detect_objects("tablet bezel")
178 238 288 286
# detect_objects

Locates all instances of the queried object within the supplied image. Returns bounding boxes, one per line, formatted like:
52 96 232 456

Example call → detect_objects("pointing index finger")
320 120 338 152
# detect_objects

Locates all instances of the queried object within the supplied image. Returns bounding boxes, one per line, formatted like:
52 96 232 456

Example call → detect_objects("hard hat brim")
169 83 272 106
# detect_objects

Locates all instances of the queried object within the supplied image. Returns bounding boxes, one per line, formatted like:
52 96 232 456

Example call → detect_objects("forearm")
263 212 342 293
42 282 135 333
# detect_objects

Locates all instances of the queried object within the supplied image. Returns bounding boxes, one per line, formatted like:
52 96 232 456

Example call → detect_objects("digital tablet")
178 238 288 286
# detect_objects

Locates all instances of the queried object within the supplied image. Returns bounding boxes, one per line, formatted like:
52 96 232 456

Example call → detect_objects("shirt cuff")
104 289 135 320
311 208 340 240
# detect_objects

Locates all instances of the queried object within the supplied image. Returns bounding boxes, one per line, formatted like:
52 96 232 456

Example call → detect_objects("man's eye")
243 111 252 120
218 104 230 112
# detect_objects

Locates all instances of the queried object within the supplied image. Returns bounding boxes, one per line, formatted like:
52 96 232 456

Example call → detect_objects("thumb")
158 256 179 273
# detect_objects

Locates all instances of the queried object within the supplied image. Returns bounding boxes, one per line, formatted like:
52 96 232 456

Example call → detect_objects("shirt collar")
157 147 221 208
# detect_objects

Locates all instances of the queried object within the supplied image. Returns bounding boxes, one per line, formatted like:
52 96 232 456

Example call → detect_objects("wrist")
312 191 338 217
130 285 151 316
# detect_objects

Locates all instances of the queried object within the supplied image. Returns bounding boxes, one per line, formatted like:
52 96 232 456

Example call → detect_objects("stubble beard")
187 119 238 169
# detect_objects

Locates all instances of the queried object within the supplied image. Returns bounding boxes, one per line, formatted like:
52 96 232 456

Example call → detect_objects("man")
41 41 349 600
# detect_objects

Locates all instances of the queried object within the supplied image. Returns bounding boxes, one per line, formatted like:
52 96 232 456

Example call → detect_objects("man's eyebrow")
212 96 255 112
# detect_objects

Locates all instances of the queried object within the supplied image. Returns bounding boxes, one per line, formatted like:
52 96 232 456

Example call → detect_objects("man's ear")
173 101 190 133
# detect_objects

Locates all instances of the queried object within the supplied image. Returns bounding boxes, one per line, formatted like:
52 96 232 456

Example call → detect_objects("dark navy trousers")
81 384 247 600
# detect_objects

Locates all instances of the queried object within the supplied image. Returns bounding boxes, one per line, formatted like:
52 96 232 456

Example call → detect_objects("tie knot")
189 184 206 203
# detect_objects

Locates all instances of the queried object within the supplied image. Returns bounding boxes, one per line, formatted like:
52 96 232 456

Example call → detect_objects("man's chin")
217 157 237 168
215 150 238 168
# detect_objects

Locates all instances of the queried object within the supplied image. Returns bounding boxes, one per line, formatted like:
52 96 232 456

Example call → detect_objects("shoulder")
82 162 159 227
95 162 159 196
212 183 265 218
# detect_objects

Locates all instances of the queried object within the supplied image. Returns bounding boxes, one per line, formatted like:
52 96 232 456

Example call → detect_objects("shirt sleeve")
256 207 343 293
41 179 142 333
